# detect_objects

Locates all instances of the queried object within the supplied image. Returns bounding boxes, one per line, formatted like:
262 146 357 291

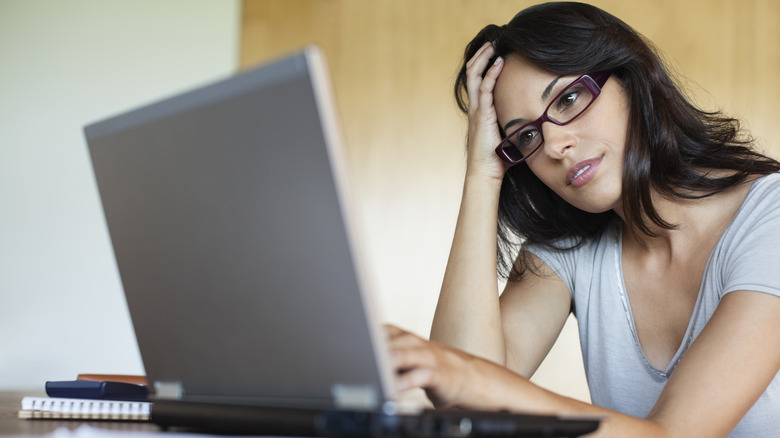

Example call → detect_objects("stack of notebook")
19 374 150 421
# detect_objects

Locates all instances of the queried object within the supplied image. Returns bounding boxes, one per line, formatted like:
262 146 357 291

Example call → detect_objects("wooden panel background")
240 0 779 403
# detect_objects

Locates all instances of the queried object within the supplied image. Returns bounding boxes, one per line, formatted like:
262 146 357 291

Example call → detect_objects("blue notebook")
45 380 149 402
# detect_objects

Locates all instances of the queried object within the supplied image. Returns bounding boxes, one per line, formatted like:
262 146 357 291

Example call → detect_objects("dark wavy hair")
454 2 780 281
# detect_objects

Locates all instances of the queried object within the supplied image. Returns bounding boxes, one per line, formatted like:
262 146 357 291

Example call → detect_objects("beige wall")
239 0 779 402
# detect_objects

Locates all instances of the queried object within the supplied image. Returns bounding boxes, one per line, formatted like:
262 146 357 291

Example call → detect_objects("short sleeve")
717 173 780 298
522 223 618 299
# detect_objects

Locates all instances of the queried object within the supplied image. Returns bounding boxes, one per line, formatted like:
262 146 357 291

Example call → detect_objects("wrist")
461 357 527 411
477 363 559 414
465 157 506 184
462 170 504 201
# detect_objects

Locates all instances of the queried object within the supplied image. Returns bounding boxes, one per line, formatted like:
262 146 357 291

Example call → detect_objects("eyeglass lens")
500 76 598 162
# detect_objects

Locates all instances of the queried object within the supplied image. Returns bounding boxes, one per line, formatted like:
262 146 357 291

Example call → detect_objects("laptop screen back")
85 48 394 409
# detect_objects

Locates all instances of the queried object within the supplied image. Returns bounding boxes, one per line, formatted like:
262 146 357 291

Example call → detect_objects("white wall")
0 0 240 390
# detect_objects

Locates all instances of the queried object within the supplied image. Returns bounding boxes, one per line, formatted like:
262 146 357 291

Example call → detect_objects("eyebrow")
541 76 563 102
502 75 564 133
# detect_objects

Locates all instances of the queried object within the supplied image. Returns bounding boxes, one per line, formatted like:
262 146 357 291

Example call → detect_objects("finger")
476 56 504 114
383 324 404 338
465 43 496 110
395 367 435 392
385 325 426 346
388 337 431 359
393 356 457 409
465 41 493 70
386 330 432 370
384 325 422 345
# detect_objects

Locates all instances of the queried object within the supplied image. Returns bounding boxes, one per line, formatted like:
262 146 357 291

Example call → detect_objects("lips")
566 157 602 187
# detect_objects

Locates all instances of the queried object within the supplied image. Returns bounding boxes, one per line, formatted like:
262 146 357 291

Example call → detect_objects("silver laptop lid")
85 47 395 410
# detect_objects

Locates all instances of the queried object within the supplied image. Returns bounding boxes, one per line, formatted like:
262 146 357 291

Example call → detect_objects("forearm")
394 327 676 438
470 362 672 438
430 172 505 363
507 387 670 438
451 291 780 438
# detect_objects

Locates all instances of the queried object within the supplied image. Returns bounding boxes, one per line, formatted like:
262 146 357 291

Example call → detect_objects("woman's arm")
429 42 507 361
429 153 506 361
646 290 780 436
431 43 571 370
498 254 573 378
393 290 780 437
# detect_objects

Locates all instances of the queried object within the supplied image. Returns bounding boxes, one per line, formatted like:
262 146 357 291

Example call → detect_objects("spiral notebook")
19 396 151 421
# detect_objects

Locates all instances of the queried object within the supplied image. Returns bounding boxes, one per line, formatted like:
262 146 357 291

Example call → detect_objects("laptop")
84 47 600 437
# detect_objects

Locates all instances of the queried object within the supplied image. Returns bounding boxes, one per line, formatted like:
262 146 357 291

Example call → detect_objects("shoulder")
716 172 780 298
728 172 780 231
522 219 620 291
744 172 780 201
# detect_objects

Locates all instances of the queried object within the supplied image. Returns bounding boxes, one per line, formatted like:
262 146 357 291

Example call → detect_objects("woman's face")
493 56 630 214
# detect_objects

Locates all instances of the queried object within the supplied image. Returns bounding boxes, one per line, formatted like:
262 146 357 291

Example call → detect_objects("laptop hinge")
331 384 379 410
154 381 184 400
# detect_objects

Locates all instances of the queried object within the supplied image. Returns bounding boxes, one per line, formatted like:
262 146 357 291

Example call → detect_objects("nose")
540 122 575 159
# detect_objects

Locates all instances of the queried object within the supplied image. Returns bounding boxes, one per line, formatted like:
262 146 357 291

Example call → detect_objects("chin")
580 205 614 214
571 203 612 214
565 193 619 214
568 181 621 214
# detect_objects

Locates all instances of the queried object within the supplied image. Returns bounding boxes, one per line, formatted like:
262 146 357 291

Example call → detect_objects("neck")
616 192 694 254
615 179 754 257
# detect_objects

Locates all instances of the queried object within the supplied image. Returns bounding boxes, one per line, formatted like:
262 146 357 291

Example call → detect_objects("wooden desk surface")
0 391 161 436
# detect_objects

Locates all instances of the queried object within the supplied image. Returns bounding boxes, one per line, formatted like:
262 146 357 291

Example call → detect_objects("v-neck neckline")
613 222 709 377
611 176 763 376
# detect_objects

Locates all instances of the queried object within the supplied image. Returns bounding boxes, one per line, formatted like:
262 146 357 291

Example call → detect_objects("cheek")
603 88 631 150
524 159 561 193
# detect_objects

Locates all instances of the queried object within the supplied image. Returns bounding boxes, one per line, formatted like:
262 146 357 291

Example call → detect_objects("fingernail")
494 56 503 66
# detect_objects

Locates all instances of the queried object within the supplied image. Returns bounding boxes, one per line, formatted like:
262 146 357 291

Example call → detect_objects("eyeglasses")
495 71 612 166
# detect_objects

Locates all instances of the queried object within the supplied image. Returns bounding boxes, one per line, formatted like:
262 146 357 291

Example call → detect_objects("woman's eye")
559 91 578 107
514 129 538 146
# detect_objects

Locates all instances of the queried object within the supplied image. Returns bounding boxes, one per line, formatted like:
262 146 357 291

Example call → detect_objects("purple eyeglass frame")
495 71 612 166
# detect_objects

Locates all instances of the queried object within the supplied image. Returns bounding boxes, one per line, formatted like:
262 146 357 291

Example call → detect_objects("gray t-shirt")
526 173 780 437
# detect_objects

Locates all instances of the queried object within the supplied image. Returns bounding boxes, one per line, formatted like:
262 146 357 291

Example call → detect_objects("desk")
0 392 161 436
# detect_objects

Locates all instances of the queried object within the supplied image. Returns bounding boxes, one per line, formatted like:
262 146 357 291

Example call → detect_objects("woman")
387 2 780 437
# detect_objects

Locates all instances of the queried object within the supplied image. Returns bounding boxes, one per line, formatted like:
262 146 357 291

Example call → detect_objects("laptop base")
152 399 600 437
